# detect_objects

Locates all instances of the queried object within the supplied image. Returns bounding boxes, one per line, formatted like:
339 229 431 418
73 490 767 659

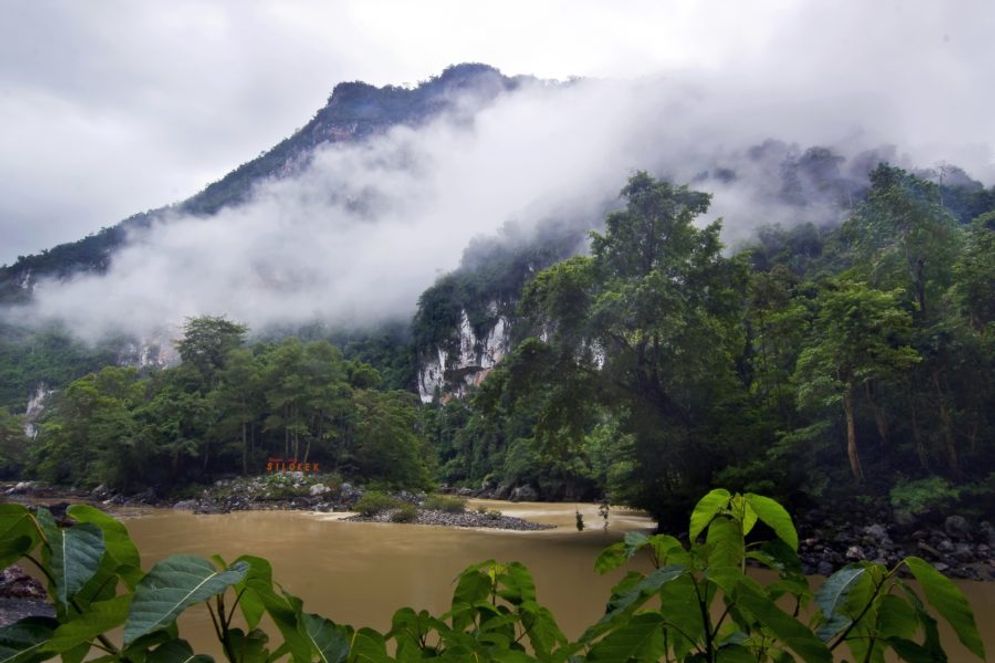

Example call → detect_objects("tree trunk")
843 387 864 482
241 421 248 475
909 392 928 469
864 382 889 446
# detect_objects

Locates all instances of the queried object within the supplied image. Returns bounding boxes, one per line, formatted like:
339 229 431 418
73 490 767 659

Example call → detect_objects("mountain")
3 63 995 414
0 63 532 303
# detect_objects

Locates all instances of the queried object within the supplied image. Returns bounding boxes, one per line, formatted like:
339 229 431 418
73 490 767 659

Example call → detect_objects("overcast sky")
2 0 993 265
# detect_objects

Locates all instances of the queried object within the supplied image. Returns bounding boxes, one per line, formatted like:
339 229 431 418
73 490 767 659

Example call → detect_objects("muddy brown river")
113 501 993 660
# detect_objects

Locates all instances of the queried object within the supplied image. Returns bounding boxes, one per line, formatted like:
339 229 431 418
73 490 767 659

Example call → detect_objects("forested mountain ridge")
410 142 995 404
0 63 529 303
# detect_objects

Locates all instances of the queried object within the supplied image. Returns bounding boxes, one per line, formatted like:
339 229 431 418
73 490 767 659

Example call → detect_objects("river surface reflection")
116 500 993 660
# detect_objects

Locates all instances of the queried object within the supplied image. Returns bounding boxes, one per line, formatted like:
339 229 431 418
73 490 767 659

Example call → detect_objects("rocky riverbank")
5 479 994 578
0 565 52 627
2 476 554 532
345 508 554 531
794 502 995 581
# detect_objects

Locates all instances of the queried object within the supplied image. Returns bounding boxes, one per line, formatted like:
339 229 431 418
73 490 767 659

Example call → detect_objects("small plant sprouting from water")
598 498 610 530
0 490 984 662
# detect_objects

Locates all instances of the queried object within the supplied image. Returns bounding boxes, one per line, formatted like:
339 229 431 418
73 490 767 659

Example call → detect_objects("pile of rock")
796 505 995 580
346 507 553 531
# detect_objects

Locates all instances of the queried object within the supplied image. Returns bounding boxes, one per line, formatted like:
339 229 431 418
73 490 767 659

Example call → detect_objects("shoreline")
4 479 994 580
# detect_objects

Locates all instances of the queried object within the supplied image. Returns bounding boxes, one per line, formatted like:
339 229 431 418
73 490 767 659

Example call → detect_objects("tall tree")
175 316 247 388
794 281 919 481
485 172 746 519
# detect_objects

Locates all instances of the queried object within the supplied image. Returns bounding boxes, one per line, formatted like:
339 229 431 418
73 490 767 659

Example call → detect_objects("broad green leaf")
256 586 312 663
147 638 214 663
886 637 942 663
0 505 40 568
648 534 688 566
124 555 248 645
813 566 865 640
0 537 33 571
875 594 916 640
303 613 350 663
600 565 686 622
348 628 389 663
904 556 985 659
594 542 626 574
0 617 58 663
38 511 106 609
659 574 706 658
622 531 650 558
689 488 731 542
706 515 744 572
520 603 566 657
499 562 537 605
67 505 142 588
586 613 664 661
746 494 798 551
735 580 831 663
226 628 269 663
60 641 90 663
42 594 131 653
232 555 272 630
716 643 757 662
489 651 534 663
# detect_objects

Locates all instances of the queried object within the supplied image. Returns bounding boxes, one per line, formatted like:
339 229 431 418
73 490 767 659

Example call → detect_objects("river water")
115 501 993 660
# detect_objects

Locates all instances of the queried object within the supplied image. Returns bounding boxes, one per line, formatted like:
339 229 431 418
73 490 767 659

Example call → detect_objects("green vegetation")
21 317 433 493
389 502 418 523
427 166 995 523
354 491 401 517
4 163 995 529
422 494 467 513
0 491 983 661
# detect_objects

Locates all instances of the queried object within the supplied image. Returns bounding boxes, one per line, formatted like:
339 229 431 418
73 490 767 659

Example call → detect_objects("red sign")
266 458 320 474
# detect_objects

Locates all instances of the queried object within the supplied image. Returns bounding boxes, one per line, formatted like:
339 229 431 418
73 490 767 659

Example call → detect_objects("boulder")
863 523 889 542
845 545 865 561
944 515 971 540
173 499 198 510
339 483 362 503
309 484 330 497
509 485 538 503
979 521 995 547
129 488 156 504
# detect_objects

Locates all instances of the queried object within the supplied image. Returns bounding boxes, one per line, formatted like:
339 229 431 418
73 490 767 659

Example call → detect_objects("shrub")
423 494 467 513
390 503 418 523
354 490 400 516
890 476 961 517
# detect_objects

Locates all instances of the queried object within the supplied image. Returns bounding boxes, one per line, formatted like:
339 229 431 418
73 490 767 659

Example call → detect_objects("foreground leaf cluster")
0 491 984 662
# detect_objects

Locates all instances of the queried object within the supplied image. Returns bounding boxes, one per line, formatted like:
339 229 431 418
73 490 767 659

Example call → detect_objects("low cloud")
8 0 995 343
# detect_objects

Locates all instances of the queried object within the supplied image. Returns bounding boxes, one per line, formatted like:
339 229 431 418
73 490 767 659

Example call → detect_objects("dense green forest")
3 163 995 531
423 165 995 524
1 318 433 491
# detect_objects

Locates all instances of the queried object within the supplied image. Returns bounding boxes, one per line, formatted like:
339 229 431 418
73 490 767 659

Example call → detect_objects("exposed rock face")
23 384 53 437
417 305 511 403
